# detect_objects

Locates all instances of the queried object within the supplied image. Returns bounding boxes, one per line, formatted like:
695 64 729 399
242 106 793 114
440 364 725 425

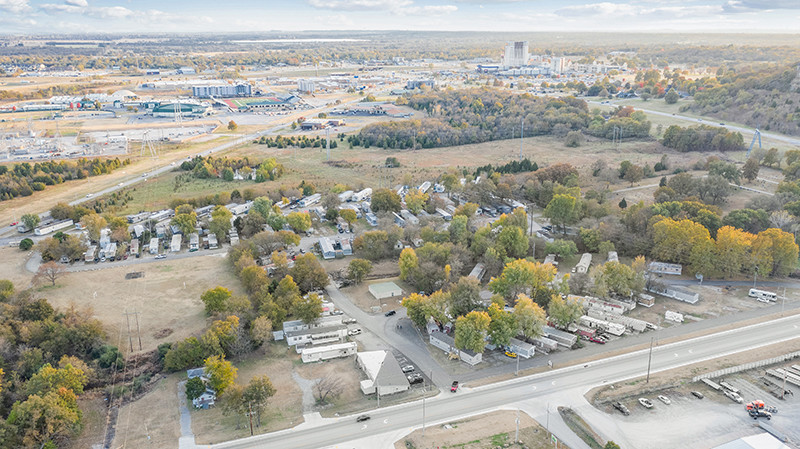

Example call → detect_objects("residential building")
319 237 336 260
503 41 529 68
508 338 536 359
301 342 357 363
356 351 409 396
468 263 486 282
575 253 592 274
648 261 682 275
429 332 482 365
192 83 252 98
284 324 348 347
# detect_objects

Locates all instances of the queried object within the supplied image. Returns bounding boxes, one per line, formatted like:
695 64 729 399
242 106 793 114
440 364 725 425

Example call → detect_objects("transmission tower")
174 101 183 127
326 126 331 161
747 128 762 159
140 130 158 158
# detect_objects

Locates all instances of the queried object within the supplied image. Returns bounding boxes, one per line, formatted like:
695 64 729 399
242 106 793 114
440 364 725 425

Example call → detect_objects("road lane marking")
688 349 693 353
361 424 368 430
531 386 537 391
384 419 388 424
552 381 557 386
674 353 679 357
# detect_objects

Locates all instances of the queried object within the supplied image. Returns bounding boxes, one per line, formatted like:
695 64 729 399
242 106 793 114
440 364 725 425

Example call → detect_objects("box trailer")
189 233 199 252
84 245 97 263
106 242 117 261
208 234 218 250
130 239 139 257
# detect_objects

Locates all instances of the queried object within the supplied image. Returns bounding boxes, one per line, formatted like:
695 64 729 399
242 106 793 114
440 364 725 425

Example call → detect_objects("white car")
86 193 93 198
154 254 167 260
658 395 671 405
639 398 654 409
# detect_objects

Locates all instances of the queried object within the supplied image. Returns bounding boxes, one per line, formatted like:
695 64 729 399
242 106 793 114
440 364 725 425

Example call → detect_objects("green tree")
544 194 578 233
274 275 301 312
604 442 621 449
742 158 760 183
287 211 312 233
548 295 583 329
514 294 546 339
250 197 274 220
0 279 14 301
496 226 528 259
544 239 578 259
664 89 679 104
449 215 469 245
371 188 402 213
448 276 481 318
489 259 557 302
210 206 233 241
243 375 276 427
454 310 491 354
295 292 323 324
25 363 87 397
347 258 372 285
186 376 206 400
201 286 232 315
487 303 518 347
402 293 429 328
222 167 235 182
19 238 34 251
21 213 40 230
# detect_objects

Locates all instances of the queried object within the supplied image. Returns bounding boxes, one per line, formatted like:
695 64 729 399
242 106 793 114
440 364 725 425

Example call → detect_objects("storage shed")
369 282 403 300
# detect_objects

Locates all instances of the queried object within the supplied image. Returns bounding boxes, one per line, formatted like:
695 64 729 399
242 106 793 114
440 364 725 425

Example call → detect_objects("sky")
0 0 798 34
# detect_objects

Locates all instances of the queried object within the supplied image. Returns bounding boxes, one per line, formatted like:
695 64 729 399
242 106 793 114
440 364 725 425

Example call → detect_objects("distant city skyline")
0 0 798 34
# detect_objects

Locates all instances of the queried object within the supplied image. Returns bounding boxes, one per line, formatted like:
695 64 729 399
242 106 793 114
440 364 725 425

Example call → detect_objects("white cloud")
0 0 30 13
405 5 458 14
65 0 88 6
556 2 719 18
308 0 411 10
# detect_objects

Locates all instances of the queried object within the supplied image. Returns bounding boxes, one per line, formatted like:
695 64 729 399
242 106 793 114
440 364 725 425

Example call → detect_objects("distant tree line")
473 158 538 178
0 157 129 201
179 155 284 182
660 125 745 152
255 135 337 149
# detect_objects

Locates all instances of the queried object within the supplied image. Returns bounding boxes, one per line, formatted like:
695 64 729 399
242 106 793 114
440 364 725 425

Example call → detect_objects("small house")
508 337 536 359
192 389 216 409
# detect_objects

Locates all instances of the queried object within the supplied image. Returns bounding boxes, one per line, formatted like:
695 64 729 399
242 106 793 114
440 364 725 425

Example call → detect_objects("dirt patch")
111 373 182 449
396 409 558 449
294 356 364 414
42 253 241 355
190 345 304 445
0 247 35 288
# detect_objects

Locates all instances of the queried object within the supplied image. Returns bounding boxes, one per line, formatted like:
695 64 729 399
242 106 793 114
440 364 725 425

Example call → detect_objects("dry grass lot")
111 373 182 449
341 276 409 314
295 356 364 417
65 392 110 449
191 345 305 445
396 409 558 449
0 247 35 288
42 253 241 355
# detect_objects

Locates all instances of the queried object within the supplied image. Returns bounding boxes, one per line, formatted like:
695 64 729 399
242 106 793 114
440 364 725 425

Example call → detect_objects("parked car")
504 351 517 358
384 310 396 317
638 398 654 409
691 391 704 399
356 415 371 422
450 381 459 392
343 318 357 324
155 254 167 259
658 395 671 405
612 401 630 416
401 365 415 373
407 374 423 384
348 328 362 336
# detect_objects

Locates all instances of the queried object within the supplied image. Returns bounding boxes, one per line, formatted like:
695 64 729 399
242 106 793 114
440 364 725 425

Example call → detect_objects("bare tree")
35 261 66 286
312 374 344 405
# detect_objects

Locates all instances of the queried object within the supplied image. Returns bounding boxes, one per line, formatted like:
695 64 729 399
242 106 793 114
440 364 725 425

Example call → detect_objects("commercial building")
151 100 211 118
192 83 252 98
503 41 529 68
406 79 434 90
356 351 409 396
297 79 316 93
369 282 403 300
245 95 300 111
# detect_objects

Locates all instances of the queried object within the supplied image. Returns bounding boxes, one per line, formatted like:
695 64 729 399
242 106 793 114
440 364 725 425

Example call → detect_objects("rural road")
211 313 800 449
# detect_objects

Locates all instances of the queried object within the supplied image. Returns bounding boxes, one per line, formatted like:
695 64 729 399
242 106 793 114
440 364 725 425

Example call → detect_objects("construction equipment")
747 127 762 159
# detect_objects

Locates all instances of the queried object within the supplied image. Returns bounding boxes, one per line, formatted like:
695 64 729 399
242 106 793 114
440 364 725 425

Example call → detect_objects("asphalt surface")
211 313 800 449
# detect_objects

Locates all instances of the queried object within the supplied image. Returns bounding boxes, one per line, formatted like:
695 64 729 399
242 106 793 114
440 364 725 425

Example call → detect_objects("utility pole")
326 126 331 161
134 311 143 351
515 409 520 443
782 287 786 316
422 393 426 438
519 117 524 161
515 353 520 376
248 402 254 436
646 337 654 383
124 310 133 352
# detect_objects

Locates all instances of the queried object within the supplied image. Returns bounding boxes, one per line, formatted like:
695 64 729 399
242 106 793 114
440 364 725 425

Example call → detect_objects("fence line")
692 350 800 382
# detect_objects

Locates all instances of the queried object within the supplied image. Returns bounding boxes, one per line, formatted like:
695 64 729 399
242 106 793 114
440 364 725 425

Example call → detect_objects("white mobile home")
365 212 378 227
189 233 199 252
301 342 357 363
130 239 139 257
575 253 592 274
508 337 536 359
285 325 348 347
84 245 97 262
338 190 354 202
319 237 336 260
299 193 322 207
353 188 372 202
208 234 218 249
149 237 160 255
170 234 182 252
34 219 74 236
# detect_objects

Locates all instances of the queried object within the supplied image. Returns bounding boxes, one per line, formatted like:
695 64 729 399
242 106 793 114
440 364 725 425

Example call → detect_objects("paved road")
211 313 800 449
588 100 800 147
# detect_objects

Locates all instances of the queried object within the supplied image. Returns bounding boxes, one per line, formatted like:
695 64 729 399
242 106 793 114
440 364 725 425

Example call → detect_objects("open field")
0 246 35 287
111 373 182 449
341 276 409 315
190 346 305 445
66 392 109 449
42 252 241 355
396 409 557 449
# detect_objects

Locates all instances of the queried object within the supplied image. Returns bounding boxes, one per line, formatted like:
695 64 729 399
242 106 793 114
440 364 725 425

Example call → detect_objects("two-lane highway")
212 313 800 449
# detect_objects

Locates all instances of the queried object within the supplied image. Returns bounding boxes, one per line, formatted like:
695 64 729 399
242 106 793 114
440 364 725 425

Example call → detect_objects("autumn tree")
186 376 206 400
404 189 429 214
80 213 107 242
250 316 273 347
454 310 491 354
347 258 372 285
287 211 312 233
371 188 402 213
210 206 233 241
34 261 66 286
447 276 481 318
488 259 557 303
752 228 799 277
398 247 419 281
204 355 237 396
274 275 301 312
21 213 40 231
548 295 583 329
487 303 518 347
514 294 546 339
290 253 329 292
227 120 238 131
339 208 357 226
623 164 644 186
713 226 754 278
591 261 643 298
201 286 232 315
171 211 198 236
295 292 323 324
402 293 429 328
651 218 712 266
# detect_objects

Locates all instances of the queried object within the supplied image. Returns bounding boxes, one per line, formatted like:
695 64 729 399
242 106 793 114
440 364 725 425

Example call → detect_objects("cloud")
723 0 800 13
405 5 458 14
307 0 412 10
556 2 719 18
65 0 87 6
0 0 30 13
